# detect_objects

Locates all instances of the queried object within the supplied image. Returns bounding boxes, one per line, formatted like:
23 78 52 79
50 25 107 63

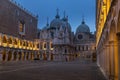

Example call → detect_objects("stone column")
5 52 8 61
105 44 110 79
109 41 115 80
11 52 14 61
113 41 119 80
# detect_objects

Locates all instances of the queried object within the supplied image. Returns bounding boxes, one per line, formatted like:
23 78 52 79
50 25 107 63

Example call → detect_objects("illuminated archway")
2 36 7 43
8 37 12 44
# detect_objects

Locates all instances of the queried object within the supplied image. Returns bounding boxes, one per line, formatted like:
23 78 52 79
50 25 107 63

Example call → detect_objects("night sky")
14 0 96 33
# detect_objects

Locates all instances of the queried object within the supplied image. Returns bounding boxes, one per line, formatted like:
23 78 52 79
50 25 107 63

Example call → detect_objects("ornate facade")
0 0 39 62
39 9 96 61
96 0 120 80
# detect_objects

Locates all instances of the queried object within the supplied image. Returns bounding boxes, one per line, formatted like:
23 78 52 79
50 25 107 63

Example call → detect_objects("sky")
14 0 96 33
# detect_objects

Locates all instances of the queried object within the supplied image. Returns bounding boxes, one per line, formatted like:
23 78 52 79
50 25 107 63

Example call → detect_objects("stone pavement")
0 59 107 80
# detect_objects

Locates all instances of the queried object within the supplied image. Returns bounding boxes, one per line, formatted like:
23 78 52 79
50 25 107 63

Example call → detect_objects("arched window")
19 21 25 35
82 46 84 51
14 39 17 45
8 38 12 44
26 41 28 47
23 41 26 46
65 49 67 53
51 43 53 48
37 43 39 48
2 36 7 43
44 43 46 48
51 32 54 38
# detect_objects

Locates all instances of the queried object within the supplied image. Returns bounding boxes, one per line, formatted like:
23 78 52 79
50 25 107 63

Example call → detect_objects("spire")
63 11 68 21
55 8 60 19
82 15 85 24
46 17 49 26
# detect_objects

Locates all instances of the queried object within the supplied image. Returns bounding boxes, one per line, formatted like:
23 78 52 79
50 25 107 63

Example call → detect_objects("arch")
50 53 53 61
14 38 18 45
30 52 33 60
2 49 6 61
23 40 26 47
2 35 7 43
19 40 23 46
18 52 22 60
26 41 28 47
26 52 29 60
109 20 116 41
7 51 12 61
13 51 17 61
8 37 12 44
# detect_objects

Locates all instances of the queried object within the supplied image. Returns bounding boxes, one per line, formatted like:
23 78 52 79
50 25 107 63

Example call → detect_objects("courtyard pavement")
0 59 106 80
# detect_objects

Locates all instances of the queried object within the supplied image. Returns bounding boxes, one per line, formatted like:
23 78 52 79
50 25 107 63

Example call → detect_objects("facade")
74 20 96 60
96 0 120 80
0 0 39 62
38 10 96 61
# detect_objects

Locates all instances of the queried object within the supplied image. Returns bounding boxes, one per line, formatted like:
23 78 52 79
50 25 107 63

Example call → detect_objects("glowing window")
44 43 46 48
2 36 7 43
8 38 12 44
19 21 25 35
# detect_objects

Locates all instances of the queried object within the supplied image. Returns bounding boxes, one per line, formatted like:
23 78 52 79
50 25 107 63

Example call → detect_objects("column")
105 44 110 79
11 52 14 61
114 41 119 80
109 41 115 80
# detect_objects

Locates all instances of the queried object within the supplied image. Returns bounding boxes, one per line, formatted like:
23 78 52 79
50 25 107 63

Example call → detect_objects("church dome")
50 9 63 29
50 18 63 29
76 20 90 33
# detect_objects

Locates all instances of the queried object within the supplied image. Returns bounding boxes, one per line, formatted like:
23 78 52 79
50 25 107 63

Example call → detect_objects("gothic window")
8 38 12 44
2 36 7 43
20 40 22 46
19 21 25 35
37 43 39 48
65 49 67 53
82 46 84 51
44 43 46 48
14 39 17 45
51 43 53 48
26 42 28 47
23 41 26 46
86 45 88 51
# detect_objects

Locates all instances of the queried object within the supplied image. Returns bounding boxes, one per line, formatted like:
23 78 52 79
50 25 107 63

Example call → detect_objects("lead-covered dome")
50 18 63 29
76 20 90 34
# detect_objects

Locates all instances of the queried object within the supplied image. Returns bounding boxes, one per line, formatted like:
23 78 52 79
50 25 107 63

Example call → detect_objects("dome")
76 20 90 34
50 18 63 29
